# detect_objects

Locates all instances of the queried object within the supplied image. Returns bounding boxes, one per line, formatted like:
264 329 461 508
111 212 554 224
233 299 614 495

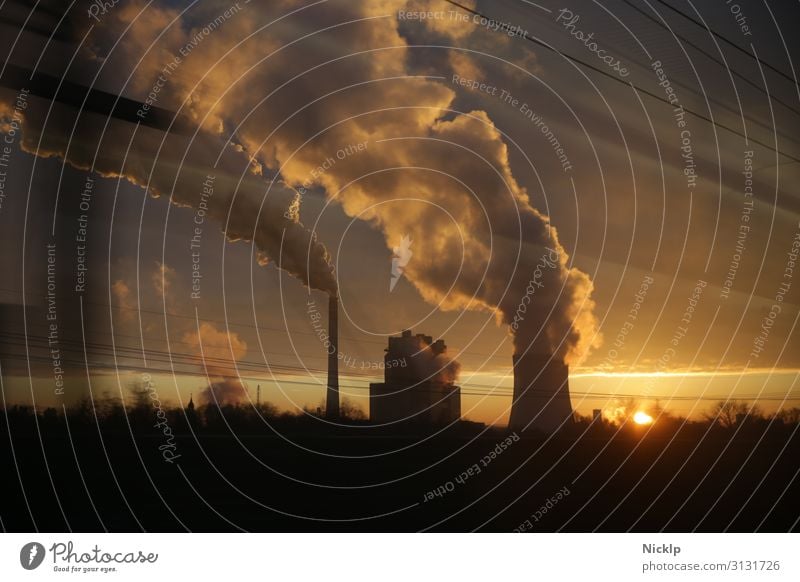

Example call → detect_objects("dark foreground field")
2 414 798 532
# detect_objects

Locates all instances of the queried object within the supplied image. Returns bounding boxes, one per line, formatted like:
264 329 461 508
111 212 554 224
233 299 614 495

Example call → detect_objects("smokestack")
509 353 573 433
326 295 339 419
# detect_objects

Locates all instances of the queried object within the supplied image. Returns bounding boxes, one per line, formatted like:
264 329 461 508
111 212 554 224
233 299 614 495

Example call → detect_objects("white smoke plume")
0 91 337 294
406 334 461 385
199 377 248 407
183 322 250 406
1 0 600 362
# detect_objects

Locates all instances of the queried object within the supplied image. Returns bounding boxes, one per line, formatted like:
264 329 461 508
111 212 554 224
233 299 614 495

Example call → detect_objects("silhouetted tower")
509 353 573 433
257 384 261 407
326 295 340 419
186 393 197 428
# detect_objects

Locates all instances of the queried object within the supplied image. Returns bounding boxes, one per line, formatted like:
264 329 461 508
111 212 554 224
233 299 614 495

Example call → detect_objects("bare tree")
776 407 800 425
703 400 749 428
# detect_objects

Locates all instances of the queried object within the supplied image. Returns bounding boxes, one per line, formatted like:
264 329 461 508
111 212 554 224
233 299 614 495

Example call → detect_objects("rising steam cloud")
0 0 599 362
183 322 250 406
199 378 248 407
0 91 336 294
405 334 461 385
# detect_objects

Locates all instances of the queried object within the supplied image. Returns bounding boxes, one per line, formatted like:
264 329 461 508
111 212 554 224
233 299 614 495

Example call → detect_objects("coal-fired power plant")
325 295 339 419
370 330 461 425
322 299 572 432
508 353 573 433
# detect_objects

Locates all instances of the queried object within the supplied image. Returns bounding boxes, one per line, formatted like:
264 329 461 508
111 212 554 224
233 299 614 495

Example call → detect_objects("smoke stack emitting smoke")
0 0 598 370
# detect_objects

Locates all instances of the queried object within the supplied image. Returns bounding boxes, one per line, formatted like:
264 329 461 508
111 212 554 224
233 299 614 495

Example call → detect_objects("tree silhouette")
704 400 751 428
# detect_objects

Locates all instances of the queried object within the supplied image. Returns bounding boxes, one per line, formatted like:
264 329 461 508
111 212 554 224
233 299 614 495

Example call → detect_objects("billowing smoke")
183 322 249 406
406 334 461 385
199 377 248 407
1 0 599 362
0 92 337 294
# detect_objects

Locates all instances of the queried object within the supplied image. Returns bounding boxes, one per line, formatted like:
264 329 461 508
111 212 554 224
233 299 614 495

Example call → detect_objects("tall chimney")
326 294 340 419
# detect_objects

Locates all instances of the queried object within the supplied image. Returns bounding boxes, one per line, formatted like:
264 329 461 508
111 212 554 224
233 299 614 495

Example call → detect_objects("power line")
2 343 798 403
0 286 510 359
5 329 800 394
621 0 800 119
652 0 797 85
441 0 800 165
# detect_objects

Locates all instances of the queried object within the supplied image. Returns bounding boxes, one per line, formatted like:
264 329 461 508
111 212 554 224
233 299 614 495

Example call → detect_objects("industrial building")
370 330 461 425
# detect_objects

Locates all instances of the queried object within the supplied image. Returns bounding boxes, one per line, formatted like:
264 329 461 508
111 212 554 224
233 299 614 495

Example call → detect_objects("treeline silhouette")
0 395 371 438
2 383 799 532
574 397 800 440
2 383 799 440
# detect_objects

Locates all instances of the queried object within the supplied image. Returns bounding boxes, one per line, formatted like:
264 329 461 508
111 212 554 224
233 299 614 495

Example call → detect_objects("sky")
0 0 798 425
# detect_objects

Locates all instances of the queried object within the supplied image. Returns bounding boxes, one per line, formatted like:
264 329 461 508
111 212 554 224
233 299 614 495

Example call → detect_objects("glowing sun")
633 411 654 425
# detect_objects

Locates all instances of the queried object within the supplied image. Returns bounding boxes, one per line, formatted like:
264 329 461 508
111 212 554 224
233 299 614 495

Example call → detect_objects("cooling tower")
508 353 573 433
325 295 339 419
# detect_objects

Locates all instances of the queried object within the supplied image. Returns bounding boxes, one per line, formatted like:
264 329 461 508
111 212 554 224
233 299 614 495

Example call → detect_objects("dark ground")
2 414 798 532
